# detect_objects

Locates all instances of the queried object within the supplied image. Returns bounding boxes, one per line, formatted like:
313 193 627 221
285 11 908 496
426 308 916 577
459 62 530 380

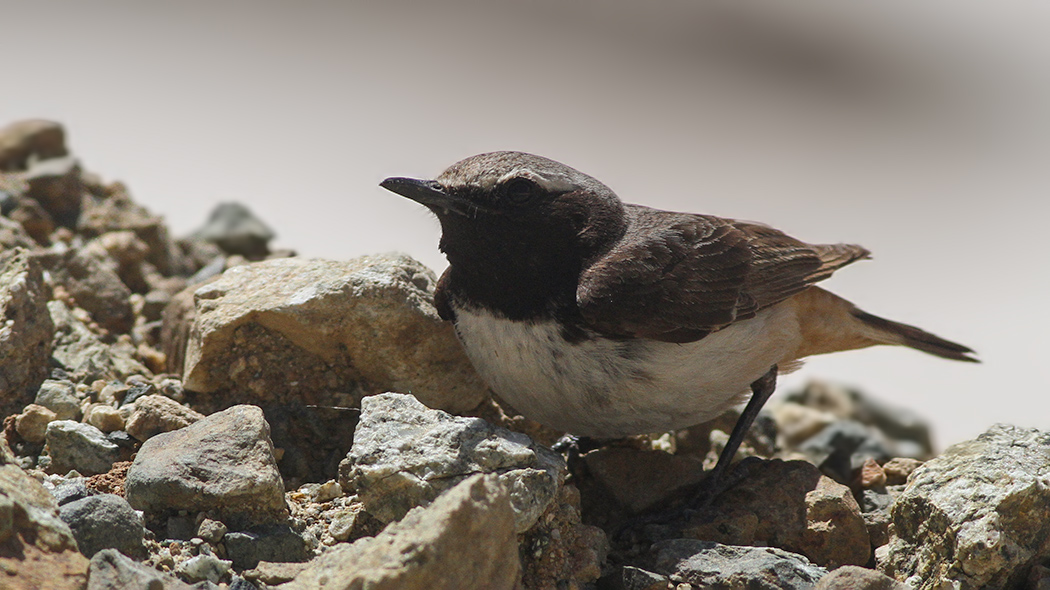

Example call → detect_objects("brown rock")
859 457 887 489
881 457 922 486
0 249 54 419
0 119 67 171
23 155 83 228
0 215 36 250
582 447 705 514
686 459 870 569
83 403 125 433
8 196 54 245
519 484 609 590
14 404 56 444
125 394 204 441
181 254 489 414
815 565 906 589
0 464 89 589
284 474 520 590
48 248 134 334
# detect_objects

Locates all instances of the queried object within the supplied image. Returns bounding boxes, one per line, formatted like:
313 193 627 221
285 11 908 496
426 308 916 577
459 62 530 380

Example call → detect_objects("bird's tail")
851 309 978 362
788 287 978 363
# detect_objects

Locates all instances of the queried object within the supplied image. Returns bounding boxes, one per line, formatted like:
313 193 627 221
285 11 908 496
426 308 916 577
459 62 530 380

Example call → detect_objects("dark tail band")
852 309 979 363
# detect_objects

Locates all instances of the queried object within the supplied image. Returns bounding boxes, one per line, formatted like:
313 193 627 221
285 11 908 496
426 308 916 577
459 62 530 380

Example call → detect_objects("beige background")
3 1 1047 449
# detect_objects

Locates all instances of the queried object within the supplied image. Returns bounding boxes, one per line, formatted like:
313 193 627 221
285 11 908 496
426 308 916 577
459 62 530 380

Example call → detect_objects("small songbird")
381 151 977 491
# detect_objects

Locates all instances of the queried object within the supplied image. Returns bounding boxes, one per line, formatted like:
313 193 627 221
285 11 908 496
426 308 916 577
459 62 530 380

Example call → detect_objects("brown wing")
576 206 870 342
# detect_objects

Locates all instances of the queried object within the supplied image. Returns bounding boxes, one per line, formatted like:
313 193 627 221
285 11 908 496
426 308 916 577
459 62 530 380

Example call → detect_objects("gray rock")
649 539 827 589
284 474 520 590
879 424 1050 590
799 420 892 484
0 214 36 249
59 493 145 558
24 154 83 227
46 420 122 475
124 394 204 441
77 182 180 276
0 119 68 171
193 202 275 258
50 478 95 506
49 247 135 334
88 548 196 590
181 254 489 415
35 378 82 421
815 565 906 590
339 392 564 533
0 464 89 589
0 249 54 418
49 300 150 383
176 553 233 585
125 405 285 524
621 565 670 590
223 524 309 569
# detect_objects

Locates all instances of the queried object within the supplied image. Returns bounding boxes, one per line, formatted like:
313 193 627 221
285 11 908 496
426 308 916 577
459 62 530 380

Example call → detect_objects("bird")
381 151 977 495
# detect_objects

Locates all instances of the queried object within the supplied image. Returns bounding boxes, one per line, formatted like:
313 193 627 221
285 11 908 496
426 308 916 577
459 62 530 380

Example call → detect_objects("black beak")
380 177 478 216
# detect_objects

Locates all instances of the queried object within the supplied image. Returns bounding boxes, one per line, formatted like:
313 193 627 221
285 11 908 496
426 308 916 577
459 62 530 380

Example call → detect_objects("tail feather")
852 309 979 363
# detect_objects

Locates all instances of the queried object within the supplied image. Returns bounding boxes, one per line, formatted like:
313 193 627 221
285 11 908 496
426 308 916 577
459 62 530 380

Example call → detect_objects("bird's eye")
502 177 537 204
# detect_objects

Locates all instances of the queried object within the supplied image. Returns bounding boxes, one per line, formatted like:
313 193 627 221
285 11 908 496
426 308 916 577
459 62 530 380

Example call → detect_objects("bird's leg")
695 364 779 505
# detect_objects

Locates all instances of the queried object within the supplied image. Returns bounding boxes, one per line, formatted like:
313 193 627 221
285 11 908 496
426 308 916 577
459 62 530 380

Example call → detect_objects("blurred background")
2 1 1047 449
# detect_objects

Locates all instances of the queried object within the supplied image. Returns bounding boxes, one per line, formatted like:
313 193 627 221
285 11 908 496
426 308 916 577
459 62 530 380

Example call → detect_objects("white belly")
452 305 801 437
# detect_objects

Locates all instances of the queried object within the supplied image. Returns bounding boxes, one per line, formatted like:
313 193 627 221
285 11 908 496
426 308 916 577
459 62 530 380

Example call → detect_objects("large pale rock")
124 394 204 441
646 539 826 590
181 254 488 414
339 393 564 533
45 420 122 476
879 424 1050 590
0 464 89 590
125 405 285 524
684 459 870 568
284 474 520 590
0 249 54 418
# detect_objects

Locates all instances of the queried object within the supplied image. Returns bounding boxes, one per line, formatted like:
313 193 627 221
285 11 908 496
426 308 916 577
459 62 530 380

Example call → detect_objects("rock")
647 539 826 589
0 119 68 171
339 393 564 533
49 478 95 506
0 214 36 249
124 394 204 441
77 181 180 276
197 518 227 544
284 474 520 590
620 566 670 590
684 459 870 568
581 447 706 515
879 424 1050 590
46 420 123 475
125 405 285 524
83 403 125 433
48 248 135 334
35 378 82 421
0 464 89 589
15 403 57 444
175 552 233 585
49 300 150 383
59 493 146 558
181 254 488 415
24 154 83 227
223 524 308 569
193 202 275 258
882 457 922 486
87 548 197 590
800 420 893 484
0 249 54 419
9 196 54 245
518 483 609 590
815 565 906 590
243 561 307 586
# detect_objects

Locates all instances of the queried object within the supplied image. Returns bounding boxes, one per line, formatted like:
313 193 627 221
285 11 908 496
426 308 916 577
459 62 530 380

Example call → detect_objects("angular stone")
49 300 150 383
124 394 204 441
284 474 520 590
125 405 285 523
582 447 706 515
223 523 308 569
0 119 67 171
46 420 122 476
815 565 906 590
49 248 135 334
77 181 179 275
339 393 564 532
879 424 1050 590
15 403 57 444
34 379 81 421
87 548 196 590
0 464 89 589
24 155 83 228
83 403 125 433
59 493 145 558
0 215 36 250
685 459 870 568
649 539 826 589
0 249 54 419
193 202 276 258
181 254 488 415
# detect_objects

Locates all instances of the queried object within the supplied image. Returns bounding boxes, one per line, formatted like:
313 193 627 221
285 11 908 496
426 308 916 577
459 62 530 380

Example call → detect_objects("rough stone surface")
684 459 870 568
339 392 564 533
34 378 82 421
223 523 308 569
46 420 123 475
0 464 89 589
83 403 125 433
59 493 145 558
125 405 285 523
87 548 196 590
0 249 54 419
879 424 1050 590
49 300 150 383
648 539 826 589
284 474 520 590
49 248 135 334
124 394 204 441
815 565 907 590
15 403 57 444
180 254 489 414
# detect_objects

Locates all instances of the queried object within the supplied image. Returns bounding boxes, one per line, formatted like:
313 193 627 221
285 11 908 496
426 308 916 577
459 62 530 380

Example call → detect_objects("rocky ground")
0 119 1047 590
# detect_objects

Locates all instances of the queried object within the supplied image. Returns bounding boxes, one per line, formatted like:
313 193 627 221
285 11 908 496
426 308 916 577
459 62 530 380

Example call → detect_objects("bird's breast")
450 304 800 437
